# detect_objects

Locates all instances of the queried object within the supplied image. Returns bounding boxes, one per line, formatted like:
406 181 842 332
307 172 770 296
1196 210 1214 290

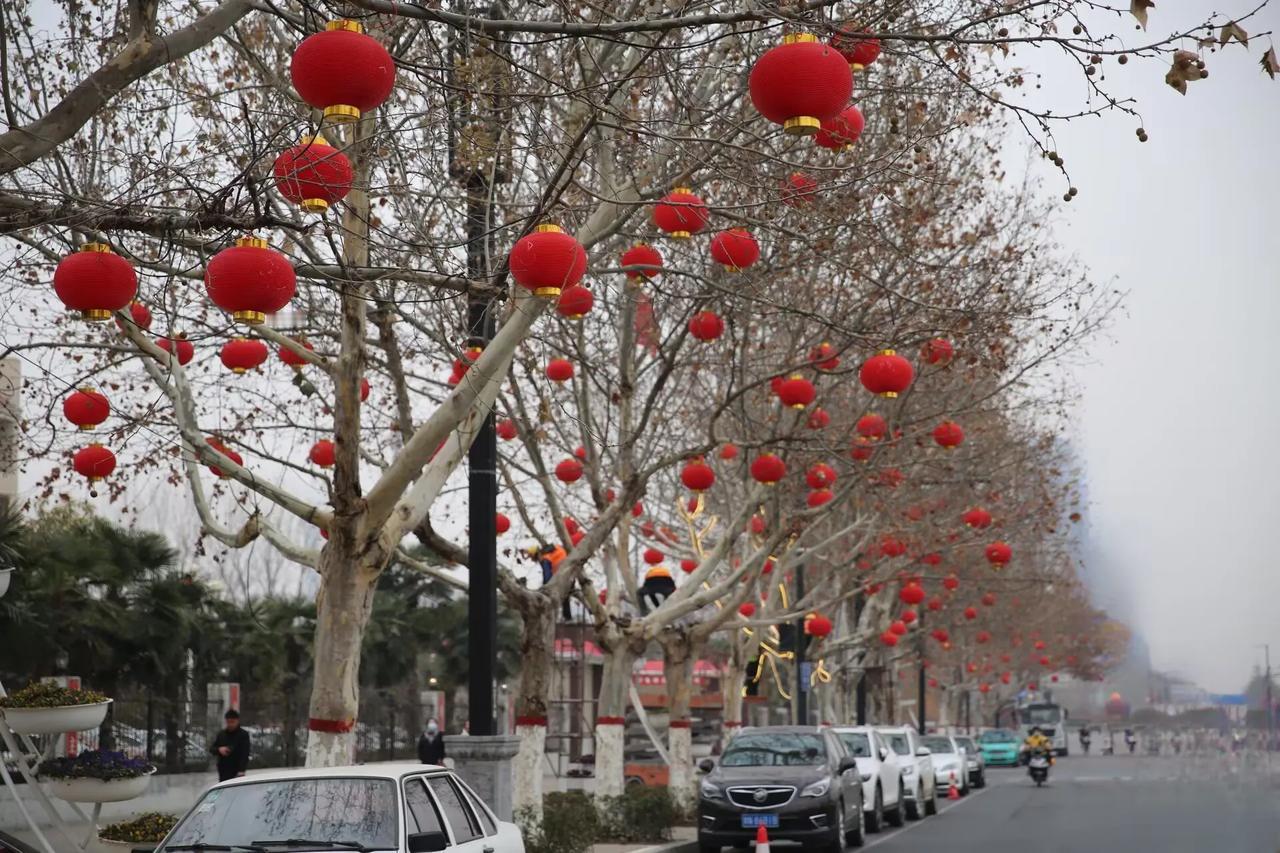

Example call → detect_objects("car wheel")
925 778 939 815
698 843 720 853
906 782 923 820
825 800 848 853
846 795 867 848
866 785 883 833
975 770 986 789
886 782 906 827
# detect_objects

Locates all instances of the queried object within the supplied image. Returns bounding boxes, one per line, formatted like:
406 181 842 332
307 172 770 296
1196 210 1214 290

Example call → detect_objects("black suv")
697 726 864 852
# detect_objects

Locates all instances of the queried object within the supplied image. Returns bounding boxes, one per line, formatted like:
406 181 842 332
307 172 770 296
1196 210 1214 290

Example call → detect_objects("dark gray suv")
697 726 864 852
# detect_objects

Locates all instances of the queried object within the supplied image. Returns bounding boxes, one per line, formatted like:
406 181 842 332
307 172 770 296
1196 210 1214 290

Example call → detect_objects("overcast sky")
1029 3 1280 692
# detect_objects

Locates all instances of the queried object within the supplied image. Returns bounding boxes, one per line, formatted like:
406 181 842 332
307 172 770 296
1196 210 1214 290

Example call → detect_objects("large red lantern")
899 582 926 605
933 420 965 449
709 229 760 272
653 188 710 238
921 337 954 365
545 358 575 383
556 285 594 319
807 489 834 508
986 541 1012 569
889 620 908 636
831 27 882 71
157 334 195 366
781 172 819 206
806 462 837 489
880 631 899 648
54 244 137 321
621 243 663 279
815 105 865 150
776 375 816 410
279 338 315 371
73 444 116 484
749 34 853 135
808 342 841 372
963 507 993 528
220 338 269 374
643 547 665 565
555 458 583 483
119 301 152 330
205 236 297 324
850 436 876 462
508 224 587 298
750 452 786 485
859 349 914 398
290 20 396 123
206 437 243 478
309 439 336 468
63 389 109 431
273 136 353 213
680 459 715 492
805 614 834 637
688 311 724 342
856 413 887 439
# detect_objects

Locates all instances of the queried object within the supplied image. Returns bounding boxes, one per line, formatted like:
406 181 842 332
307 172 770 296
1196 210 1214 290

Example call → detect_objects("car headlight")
901 764 916 777
700 780 723 800
801 778 831 798
966 759 978 768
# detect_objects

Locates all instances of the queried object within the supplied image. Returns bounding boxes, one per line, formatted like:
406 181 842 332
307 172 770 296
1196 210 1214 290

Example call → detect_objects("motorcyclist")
1024 726 1054 764
1079 725 1092 754
1124 727 1137 754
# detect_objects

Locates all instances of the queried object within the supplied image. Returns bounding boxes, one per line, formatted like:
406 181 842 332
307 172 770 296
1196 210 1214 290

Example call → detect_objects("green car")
978 729 1020 766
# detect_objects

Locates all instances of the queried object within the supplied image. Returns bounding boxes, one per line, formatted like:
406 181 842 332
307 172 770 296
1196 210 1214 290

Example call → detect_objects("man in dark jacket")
417 718 446 765
210 709 251 782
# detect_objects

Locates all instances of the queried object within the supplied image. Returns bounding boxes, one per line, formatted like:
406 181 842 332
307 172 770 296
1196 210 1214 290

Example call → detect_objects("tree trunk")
662 636 695 811
305 554 380 767
593 627 639 800
511 595 556 821
722 650 745 748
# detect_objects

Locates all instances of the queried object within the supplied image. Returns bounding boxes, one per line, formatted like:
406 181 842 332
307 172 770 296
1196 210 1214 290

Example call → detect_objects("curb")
631 843 698 853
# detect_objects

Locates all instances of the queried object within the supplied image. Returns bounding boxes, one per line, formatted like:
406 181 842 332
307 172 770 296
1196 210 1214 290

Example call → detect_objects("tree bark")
661 633 695 811
593 624 642 799
510 592 556 820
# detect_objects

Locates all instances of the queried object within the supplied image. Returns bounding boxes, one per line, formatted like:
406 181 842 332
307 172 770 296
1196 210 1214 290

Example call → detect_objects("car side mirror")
838 757 858 774
915 747 932 757
698 758 716 774
408 831 449 852
878 746 889 762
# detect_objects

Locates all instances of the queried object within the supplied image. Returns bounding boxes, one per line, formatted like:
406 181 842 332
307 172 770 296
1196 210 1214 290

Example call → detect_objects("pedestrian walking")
417 718 446 765
210 709 251 782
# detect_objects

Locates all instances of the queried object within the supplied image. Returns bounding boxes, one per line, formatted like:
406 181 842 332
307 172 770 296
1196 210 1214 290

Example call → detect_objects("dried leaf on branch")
1130 0 1155 29
1165 50 1206 95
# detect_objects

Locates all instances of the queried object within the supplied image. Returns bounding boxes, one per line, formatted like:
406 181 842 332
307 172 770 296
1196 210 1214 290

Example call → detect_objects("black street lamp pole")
854 591 867 725
917 609 927 732
795 566 808 726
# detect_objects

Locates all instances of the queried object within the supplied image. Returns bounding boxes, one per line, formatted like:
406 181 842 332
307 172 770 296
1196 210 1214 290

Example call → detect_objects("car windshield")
838 733 872 757
720 732 827 767
955 738 976 751
160 777 398 851
1022 705 1062 725
922 736 954 753
979 730 1017 744
885 733 911 756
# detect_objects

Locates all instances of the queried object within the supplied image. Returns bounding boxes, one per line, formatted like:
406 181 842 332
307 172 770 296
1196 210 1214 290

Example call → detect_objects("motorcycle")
1028 751 1051 786
1080 732 1091 755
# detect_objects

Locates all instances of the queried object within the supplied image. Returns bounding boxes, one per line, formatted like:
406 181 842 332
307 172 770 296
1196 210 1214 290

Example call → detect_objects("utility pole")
917 609 927 732
1264 644 1274 754
795 567 808 726
854 590 867 725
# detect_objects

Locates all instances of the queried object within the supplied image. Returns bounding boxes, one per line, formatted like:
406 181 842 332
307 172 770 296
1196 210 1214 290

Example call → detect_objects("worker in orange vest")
529 544 571 620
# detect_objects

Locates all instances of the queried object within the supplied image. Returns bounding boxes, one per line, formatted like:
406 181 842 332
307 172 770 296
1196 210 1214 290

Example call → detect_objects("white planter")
46 772 152 803
0 699 112 735
0 567 12 599
94 839 156 853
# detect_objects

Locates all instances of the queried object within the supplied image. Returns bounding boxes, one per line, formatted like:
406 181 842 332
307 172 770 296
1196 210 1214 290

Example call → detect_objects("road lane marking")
861 786 990 849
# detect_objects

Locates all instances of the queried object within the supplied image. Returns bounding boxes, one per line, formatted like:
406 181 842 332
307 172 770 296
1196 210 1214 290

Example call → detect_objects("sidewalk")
591 828 696 853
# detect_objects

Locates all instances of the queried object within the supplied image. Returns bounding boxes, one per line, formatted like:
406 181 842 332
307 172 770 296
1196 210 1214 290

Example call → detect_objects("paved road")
858 753 1280 852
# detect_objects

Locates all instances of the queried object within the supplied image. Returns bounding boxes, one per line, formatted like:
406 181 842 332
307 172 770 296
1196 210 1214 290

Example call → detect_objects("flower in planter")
99 813 178 844
38 750 155 781
0 681 107 708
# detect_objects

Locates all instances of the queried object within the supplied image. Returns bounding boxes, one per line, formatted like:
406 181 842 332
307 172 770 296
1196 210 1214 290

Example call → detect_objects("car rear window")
838 733 871 757
923 737 954 753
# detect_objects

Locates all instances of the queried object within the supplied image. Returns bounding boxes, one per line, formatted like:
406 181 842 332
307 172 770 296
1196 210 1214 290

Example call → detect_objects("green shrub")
518 792 598 853
0 681 107 708
597 786 676 844
99 813 178 844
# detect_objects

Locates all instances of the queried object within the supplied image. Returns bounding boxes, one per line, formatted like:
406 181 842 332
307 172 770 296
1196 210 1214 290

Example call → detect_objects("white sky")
1032 3 1280 692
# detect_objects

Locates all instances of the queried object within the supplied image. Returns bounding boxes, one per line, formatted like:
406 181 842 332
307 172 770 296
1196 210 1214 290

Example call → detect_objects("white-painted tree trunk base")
306 729 356 767
668 726 694 810
593 723 625 799
512 724 546 821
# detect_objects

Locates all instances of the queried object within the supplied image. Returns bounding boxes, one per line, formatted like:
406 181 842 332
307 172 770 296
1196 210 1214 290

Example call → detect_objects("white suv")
832 726 906 832
875 727 937 820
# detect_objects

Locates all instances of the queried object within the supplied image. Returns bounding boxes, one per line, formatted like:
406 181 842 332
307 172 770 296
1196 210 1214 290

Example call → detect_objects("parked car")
953 735 987 788
0 830 38 853
155 763 525 852
977 728 1021 767
832 726 906 833
875 727 937 819
697 726 865 852
921 735 967 796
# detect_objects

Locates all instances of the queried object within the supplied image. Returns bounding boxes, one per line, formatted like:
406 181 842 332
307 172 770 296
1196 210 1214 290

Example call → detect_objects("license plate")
741 813 778 828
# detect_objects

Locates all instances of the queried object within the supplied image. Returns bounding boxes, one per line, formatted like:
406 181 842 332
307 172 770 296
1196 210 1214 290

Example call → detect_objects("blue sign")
801 662 813 693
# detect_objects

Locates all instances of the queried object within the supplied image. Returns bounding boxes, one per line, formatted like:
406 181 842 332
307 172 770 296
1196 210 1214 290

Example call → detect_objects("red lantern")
807 489 834 508
220 338 269 374
570 529 585 547
979 683 991 695
805 614 834 637
943 574 960 592
807 407 831 430
681 559 698 574
63 389 109 431
205 236 297 324
881 631 899 648
309 439 336 468
54 243 137 321
850 436 876 462
750 453 786 485
653 188 710 238
495 513 511 534
749 34 853 135
360 377 371 402
556 285 595 319
497 419 518 441
777 375 816 410
781 172 819 206
290 19 396 123
621 243 663 279
985 541 1012 569
1040 656 1052 667
688 311 725 342
808 342 841 371
890 620 908 636
739 602 756 618
643 547 664 565
976 630 992 644
899 582 925 605
815 105 865 150
921 337 954 365
720 443 739 461
681 459 715 492
1000 672 1011 685
927 597 942 612
545 358 575 383
709 229 760 272
564 517 580 535
964 606 978 621
279 338 314 371
933 420 965 449
205 437 243 479
1034 640 1046 651
881 537 907 559
555 458 583 483
157 334 195 366
272 136 353 212
902 610 917 625
750 516 766 535
631 502 644 517
921 552 943 566
931 628 950 643
509 224 587 299
831 27 882 71
856 413 887 439
963 507 992 529
120 301 152 330
73 444 116 483
859 349 914 398
806 462 837 489
981 592 997 607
